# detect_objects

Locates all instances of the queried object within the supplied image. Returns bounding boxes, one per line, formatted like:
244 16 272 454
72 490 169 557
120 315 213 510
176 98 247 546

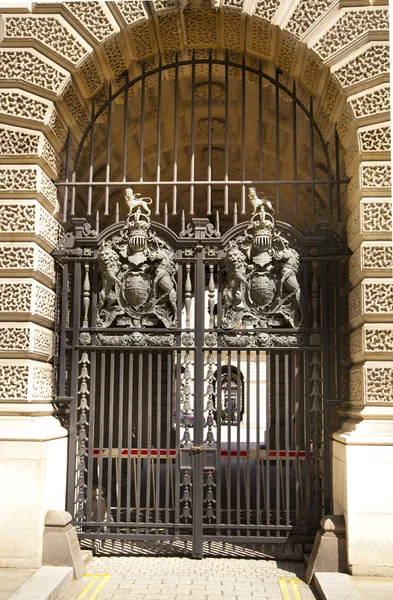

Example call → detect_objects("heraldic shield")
97 188 177 329
222 188 303 329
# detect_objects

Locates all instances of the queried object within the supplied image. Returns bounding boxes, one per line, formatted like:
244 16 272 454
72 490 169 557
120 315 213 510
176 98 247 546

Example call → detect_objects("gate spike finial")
164 203 168 227
95 210 100 234
233 202 238 226
181 210 185 232
216 210 220 233
115 202 119 223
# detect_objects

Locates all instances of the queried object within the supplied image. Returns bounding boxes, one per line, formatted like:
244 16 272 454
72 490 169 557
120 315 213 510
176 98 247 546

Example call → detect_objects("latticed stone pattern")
0 364 28 400
0 360 53 400
313 9 389 62
334 44 390 88
359 126 391 154
0 166 57 211
362 201 392 234
103 36 126 79
0 125 60 176
0 324 53 359
365 365 393 403
114 0 147 25
0 280 55 323
65 1 118 43
347 163 391 207
337 85 391 142
0 244 55 282
286 0 335 38
62 85 90 133
79 56 103 96
253 0 282 22
0 200 61 250
0 49 69 93
3 15 91 66
349 243 393 285
0 90 48 121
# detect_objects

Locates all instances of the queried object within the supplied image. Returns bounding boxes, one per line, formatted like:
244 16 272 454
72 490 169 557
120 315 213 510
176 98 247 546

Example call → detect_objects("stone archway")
0 0 390 575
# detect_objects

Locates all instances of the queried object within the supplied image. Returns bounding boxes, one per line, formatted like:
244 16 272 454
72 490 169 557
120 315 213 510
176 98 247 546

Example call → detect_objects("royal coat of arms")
222 188 303 329
97 188 177 328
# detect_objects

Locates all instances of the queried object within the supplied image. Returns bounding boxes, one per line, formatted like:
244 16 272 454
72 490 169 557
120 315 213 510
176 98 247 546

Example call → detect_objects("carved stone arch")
0 0 391 576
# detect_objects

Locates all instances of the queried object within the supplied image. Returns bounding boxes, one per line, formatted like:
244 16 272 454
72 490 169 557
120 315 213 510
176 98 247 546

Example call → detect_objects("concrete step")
8 566 73 600
314 573 363 600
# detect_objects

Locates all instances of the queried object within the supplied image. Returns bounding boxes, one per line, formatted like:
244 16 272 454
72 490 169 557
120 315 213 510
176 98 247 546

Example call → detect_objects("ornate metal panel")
54 56 348 557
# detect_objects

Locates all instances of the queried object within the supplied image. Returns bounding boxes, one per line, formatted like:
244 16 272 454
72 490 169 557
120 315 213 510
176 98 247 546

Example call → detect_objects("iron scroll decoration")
96 187 302 331
97 188 178 328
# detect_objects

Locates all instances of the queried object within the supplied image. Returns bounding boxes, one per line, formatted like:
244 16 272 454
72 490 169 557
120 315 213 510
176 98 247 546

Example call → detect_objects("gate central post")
192 219 209 558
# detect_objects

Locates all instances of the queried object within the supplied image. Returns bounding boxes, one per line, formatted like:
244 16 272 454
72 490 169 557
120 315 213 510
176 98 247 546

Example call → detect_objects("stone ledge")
7 566 73 600
314 573 363 600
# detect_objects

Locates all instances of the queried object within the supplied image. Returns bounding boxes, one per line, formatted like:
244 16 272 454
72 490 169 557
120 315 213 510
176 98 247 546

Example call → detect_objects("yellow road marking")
76 574 111 600
279 577 303 600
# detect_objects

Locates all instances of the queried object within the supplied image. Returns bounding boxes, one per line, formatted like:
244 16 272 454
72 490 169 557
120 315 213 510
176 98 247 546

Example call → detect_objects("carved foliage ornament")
222 188 302 329
97 188 177 328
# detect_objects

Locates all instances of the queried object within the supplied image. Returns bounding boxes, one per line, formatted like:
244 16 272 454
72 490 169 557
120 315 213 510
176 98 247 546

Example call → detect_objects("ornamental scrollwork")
97 188 177 328
222 188 302 329
221 332 303 348
96 332 175 347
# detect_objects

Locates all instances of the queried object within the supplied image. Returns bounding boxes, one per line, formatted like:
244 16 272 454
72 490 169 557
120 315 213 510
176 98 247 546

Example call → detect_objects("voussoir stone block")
350 324 393 363
347 161 391 210
0 242 55 285
0 278 55 326
0 199 61 252
0 322 53 361
337 84 390 145
349 361 393 405
0 359 53 401
0 164 58 213
346 199 392 252
348 279 393 328
0 123 60 178
349 242 393 287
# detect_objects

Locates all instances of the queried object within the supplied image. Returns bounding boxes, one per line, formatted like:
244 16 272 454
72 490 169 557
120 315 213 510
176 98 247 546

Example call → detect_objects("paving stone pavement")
56 556 318 600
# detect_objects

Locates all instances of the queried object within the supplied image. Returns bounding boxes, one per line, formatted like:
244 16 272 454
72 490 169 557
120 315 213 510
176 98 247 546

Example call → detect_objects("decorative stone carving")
222 188 302 329
157 12 181 53
361 163 391 189
128 22 155 60
247 17 269 57
359 125 391 154
96 333 175 346
62 85 89 133
334 44 390 89
0 363 28 400
65 1 118 43
103 36 126 79
286 0 335 39
301 55 322 95
313 9 389 62
278 32 297 75
0 90 48 121
349 280 393 326
222 11 242 52
0 323 53 359
350 325 393 363
349 243 392 285
183 8 218 47
0 49 69 94
0 243 55 282
79 56 103 95
0 166 56 210
253 0 281 22
0 125 60 176
365 364 393 403
114 0 148 25
3 15 91 66
351 85 390 120
363 201 392 233
0 201 35 233
0 279 55 323
97 188 177 328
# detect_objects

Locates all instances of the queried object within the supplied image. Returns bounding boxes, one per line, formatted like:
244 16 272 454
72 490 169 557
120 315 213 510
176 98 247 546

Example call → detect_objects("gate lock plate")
179 446 217 470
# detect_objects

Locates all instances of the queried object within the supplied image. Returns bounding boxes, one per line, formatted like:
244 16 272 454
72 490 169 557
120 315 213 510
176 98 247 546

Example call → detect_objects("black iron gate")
54 54 348 556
